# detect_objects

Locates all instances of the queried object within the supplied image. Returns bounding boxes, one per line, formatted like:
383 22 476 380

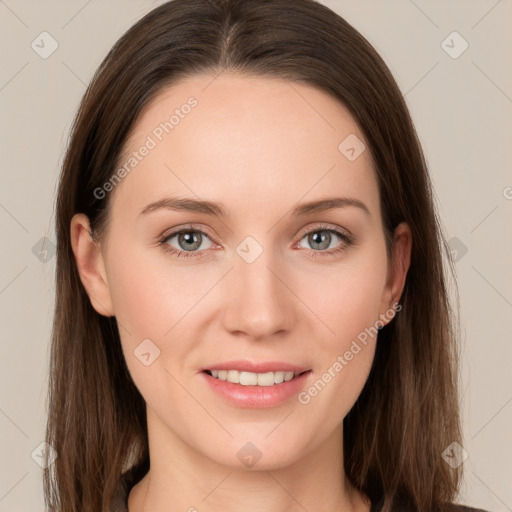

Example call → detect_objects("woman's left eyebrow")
292 197 371 218
138 195 371 219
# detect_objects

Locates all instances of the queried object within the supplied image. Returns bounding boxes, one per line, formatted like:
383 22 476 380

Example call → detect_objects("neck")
128 408 370 512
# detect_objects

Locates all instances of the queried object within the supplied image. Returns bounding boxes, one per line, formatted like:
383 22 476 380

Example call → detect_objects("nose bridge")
221 239 293 339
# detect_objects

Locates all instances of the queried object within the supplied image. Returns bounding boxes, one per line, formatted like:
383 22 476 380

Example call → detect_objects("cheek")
105 242 215 389
295 248 388 348
298 338 376 440
292 247 386 415
294 270 384 428
106 241 207 339
322 267 385 338
105 246 197 409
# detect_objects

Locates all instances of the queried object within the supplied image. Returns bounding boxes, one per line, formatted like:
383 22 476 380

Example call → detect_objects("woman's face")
74 72 410 470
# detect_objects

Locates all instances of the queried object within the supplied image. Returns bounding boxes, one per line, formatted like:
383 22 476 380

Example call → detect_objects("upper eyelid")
296 224 351 239
161 225 217 243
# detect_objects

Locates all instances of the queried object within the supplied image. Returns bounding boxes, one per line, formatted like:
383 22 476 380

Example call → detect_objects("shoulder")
371 501 492 512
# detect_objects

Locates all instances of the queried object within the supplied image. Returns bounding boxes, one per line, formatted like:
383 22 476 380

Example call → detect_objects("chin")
203 435 307 472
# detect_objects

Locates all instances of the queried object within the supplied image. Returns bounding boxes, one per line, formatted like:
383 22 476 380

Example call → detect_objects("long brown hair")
45 0 463 510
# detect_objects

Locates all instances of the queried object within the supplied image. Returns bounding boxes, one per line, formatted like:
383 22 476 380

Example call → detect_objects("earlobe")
70 213 115 317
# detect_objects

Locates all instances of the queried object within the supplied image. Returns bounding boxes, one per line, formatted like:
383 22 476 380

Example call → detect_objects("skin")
71 72 412 512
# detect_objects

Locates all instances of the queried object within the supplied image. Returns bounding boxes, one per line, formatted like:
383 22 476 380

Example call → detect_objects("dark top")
111 473 491 512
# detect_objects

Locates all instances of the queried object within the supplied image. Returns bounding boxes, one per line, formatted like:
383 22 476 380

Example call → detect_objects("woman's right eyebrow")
139 196 225 217
138 195 372 219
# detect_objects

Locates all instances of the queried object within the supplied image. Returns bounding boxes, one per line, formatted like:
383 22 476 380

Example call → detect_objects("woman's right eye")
159 228 215 259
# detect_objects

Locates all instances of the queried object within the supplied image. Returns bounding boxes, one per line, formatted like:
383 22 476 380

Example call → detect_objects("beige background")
1 0 511 510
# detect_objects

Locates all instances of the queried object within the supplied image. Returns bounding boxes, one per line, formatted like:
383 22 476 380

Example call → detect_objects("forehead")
109 72 379 223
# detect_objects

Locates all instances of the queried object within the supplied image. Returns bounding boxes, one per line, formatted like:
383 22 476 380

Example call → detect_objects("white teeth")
240 371 258 385
274 371 285 384
208 369 303 386
227 369 240 383
257 372 274 386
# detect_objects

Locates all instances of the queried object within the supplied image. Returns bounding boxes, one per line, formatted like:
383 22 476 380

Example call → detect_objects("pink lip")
200 360 310 373
200 362 313 408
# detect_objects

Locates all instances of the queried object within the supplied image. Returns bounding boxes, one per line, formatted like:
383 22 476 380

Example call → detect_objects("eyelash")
157 224 355 260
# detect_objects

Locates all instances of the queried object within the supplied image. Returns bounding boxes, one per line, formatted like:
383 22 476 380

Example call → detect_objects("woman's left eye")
296 227 354 256
158 225 354 259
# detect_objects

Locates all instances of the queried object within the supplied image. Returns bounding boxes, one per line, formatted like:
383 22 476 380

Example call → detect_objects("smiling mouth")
203 369 310 386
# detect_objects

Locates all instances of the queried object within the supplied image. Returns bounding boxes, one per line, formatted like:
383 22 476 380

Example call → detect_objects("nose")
220 245 295 341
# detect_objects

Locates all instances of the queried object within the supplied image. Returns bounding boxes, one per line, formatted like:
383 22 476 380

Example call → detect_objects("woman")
44 0 489 511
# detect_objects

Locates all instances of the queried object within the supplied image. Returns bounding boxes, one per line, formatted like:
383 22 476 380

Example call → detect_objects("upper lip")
201 360 310 374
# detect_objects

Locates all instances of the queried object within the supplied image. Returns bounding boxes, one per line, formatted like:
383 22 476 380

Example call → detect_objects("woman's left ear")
380 221 412 317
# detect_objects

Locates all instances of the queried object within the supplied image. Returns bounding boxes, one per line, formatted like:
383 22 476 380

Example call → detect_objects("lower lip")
201 370 313 408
